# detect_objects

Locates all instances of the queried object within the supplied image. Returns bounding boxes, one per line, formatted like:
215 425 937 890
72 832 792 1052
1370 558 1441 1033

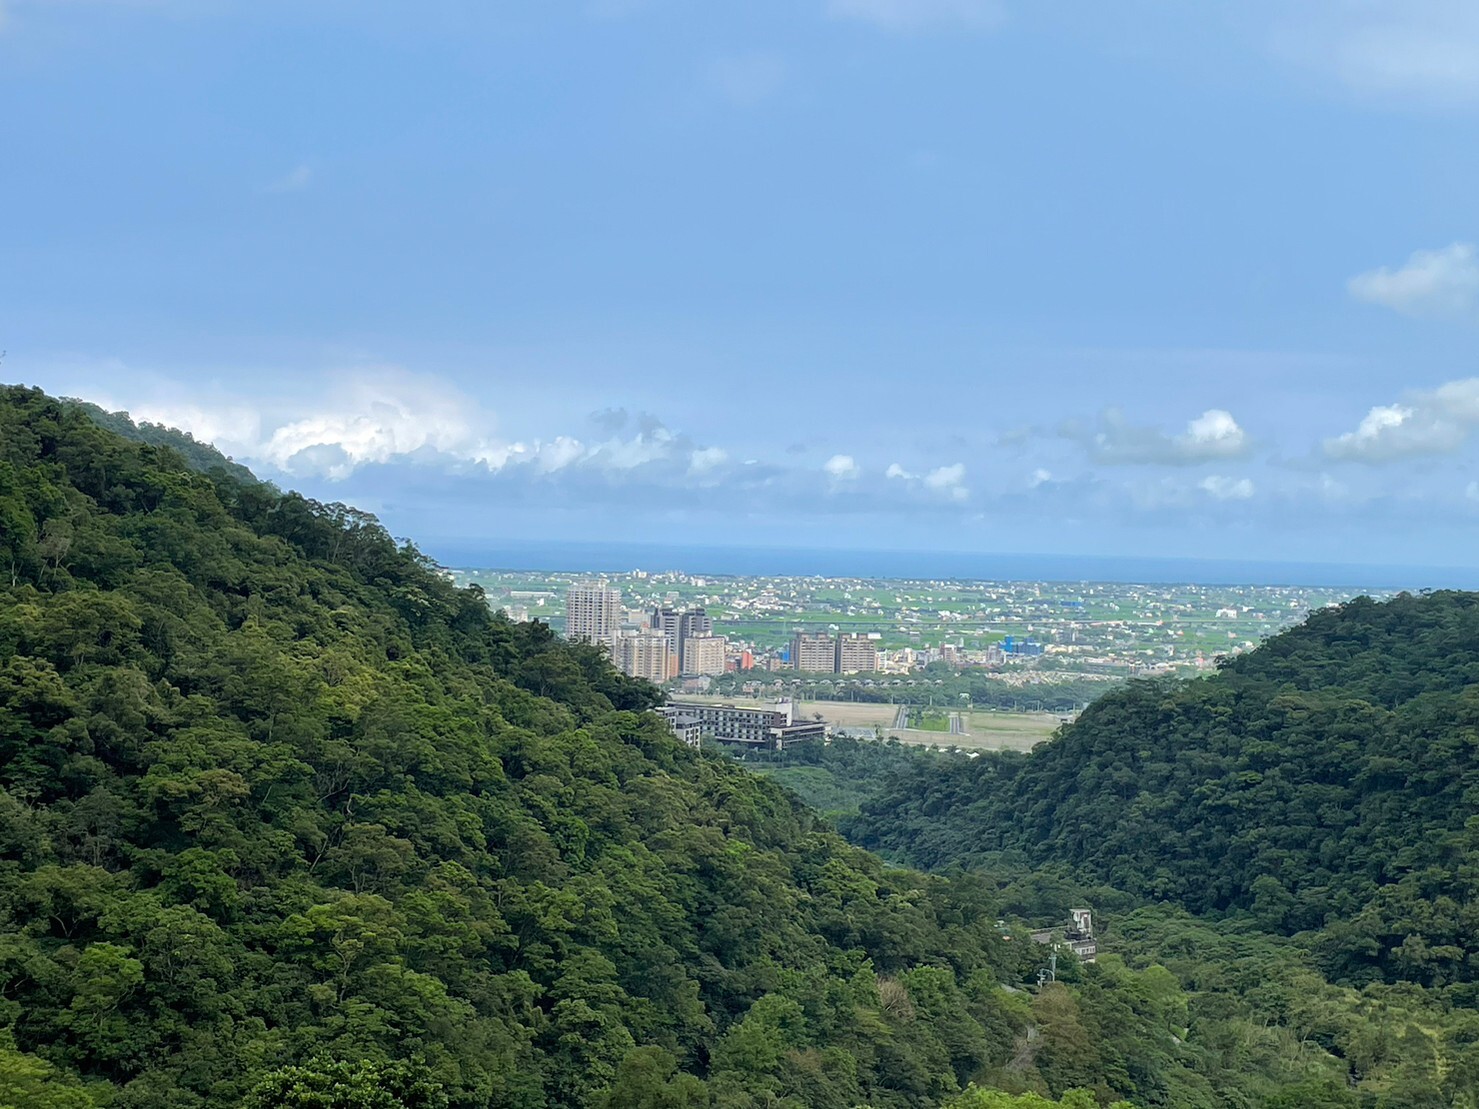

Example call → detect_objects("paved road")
948 711 965 735
892 704 908 730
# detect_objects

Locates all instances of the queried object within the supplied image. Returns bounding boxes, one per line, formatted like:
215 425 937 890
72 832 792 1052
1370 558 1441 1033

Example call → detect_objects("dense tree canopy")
810 590 1479 1106
0 385 1199 1107
847 592 1479 989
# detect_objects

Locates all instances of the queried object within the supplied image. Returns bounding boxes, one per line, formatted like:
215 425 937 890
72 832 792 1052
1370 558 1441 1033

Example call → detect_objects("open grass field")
796 701 898 728
797 701 1061 749
913 711 951 732
962 710 1063 750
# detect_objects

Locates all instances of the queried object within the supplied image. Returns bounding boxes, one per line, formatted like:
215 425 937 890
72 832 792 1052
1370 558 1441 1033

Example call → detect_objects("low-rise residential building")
659 700 826 750
1030 908 1098 963
666 714 704 749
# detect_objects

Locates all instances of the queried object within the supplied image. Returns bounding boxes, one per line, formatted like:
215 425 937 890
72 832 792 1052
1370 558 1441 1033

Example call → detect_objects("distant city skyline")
7 2 1479 568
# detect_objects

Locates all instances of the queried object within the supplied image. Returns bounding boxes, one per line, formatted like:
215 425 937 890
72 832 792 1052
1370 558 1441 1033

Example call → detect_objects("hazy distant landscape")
452 565 1377 680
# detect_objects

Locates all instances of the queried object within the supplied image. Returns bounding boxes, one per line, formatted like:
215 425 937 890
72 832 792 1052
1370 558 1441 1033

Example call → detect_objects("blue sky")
5 0 1479 569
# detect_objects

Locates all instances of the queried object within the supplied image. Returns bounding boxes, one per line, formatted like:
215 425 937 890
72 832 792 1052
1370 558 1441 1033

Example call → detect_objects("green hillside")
756 594 1479 1106
846 592 1479 989
1 385 1222 1107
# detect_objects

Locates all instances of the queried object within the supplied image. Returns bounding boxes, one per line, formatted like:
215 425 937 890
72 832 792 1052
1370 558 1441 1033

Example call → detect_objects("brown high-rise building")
681 634 727 677
790 633 837 673
835 634 878 673
616 633 671 683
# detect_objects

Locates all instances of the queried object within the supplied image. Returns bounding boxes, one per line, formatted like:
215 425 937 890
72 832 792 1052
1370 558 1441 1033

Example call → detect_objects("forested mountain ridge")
0 384 1221 1107
846 591 1479 989
59 398 259 485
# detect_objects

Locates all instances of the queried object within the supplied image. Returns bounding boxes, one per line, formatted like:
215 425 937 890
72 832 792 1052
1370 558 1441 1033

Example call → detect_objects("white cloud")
107 368 709 482
1325 378 1479 461
1074 407 1249 465
883 460 968 501
264 164 313 194
247 370 493 478
688 446 728 474
706 53 786 106
828 0 1004 32
1199 475 1255 501
1324 404 1420 460
1274 2 1479 105
924 462 968 501
1182 409 1246 453
530 436 587 473
1028 468 1053 488
1348 243 1479 317
824 454 861 480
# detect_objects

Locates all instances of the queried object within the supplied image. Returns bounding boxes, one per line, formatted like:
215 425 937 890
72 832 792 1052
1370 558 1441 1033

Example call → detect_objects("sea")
419 538 1479 591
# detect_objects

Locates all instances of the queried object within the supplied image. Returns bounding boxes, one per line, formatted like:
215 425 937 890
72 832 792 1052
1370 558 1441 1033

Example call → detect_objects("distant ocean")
419 538 1479 591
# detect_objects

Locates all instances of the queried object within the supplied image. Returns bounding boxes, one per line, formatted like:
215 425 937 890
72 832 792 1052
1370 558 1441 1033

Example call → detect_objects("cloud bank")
56 362 1479 550
94 369 987 520
122 368 732 484
1070 407 1249 466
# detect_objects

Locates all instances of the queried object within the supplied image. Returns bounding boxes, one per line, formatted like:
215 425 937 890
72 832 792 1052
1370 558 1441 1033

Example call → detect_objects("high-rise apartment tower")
652 606 715 674
835 634 879 674
682 634 727 677
790 633 837 673
617 632 671 683
566 582 621 649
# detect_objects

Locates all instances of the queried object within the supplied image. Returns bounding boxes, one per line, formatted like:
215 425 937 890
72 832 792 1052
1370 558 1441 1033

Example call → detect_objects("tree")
600 1047 708 1109
242 1058 447 1109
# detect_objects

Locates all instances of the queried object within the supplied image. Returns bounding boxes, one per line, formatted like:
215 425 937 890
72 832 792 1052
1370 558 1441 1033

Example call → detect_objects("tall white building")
565 582 621 649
